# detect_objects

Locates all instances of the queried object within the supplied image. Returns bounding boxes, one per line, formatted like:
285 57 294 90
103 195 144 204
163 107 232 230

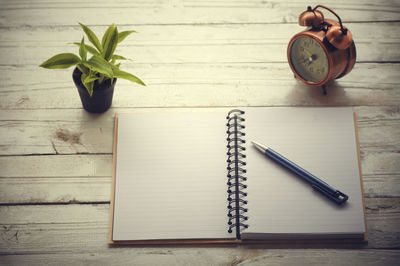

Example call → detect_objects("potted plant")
40 23 145 113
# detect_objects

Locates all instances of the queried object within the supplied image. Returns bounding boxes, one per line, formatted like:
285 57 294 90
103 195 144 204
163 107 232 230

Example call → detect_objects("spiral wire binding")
226 109 249 239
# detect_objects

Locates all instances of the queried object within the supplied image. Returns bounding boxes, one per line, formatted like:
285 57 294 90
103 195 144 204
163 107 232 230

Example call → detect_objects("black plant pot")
73 67 117 113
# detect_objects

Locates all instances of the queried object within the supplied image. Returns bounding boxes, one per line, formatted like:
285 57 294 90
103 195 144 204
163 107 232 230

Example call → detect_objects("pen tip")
251 140 268 153
251 140 262 147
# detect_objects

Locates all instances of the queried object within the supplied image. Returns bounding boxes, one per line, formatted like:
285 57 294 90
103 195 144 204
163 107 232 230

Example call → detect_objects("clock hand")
296 57 308 63
303 49 312 57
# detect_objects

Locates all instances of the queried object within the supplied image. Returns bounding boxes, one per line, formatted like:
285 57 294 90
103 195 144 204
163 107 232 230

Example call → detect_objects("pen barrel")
264 148 337 195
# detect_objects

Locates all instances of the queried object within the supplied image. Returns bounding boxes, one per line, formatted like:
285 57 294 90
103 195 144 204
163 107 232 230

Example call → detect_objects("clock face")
289 36 329 83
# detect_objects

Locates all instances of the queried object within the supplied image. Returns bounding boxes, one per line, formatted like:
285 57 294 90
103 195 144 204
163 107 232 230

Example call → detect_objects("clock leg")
322 85 327 95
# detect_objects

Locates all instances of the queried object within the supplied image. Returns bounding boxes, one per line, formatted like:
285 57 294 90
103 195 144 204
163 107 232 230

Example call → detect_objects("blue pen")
251 141 349 205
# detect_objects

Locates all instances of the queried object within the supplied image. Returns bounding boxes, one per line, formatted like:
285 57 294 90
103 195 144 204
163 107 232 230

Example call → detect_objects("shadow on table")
285 80 353 106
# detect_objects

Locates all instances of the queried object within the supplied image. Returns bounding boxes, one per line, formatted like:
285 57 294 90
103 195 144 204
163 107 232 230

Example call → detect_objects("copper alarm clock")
287 5 356 94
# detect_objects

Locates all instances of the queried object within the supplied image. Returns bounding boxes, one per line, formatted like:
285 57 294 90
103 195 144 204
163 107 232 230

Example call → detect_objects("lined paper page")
112 111 233 241
242 107 365 238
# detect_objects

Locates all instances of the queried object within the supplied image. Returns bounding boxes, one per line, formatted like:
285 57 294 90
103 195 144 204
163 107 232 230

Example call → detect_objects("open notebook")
109 107 366 244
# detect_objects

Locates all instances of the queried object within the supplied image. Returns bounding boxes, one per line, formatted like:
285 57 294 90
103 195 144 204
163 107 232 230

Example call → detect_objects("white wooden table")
1 0 399 265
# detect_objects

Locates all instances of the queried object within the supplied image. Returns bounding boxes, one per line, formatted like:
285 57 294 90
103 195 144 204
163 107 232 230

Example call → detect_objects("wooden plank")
2 0 398 10
1 0 399 27
2 63 399 98
358 122 400 152
0 198 399 252
0 156 398 204
1 249 400 266
1 105 398 123
2 62 399 92
2 23 398 49
1 106 399 156
1 63 400 110
0 106 398 204
0 177 110 204
0 152 398 204
363 175 400 198
0 155 113 204
1 23 399 67
0 155 111 177
0 119 114 155
1 82 398 110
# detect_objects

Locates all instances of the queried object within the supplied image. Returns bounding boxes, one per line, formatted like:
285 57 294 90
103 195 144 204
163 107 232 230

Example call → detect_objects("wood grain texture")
0 106 399 156
0 199 399 252
1 249 400 266
2 61 400 92
0 0 399 263
0 150 399 204
1 63 400 111
1 23 400 65
1 0 399 27
0 199 399 251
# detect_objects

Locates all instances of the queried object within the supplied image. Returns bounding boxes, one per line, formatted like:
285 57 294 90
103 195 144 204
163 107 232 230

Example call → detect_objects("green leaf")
112 54 128 60
84 81 94 97
79 23 103 53
118 30 136 43
84 75 99 84
73 42 99 55
113 68 146 86
79 37 87 61
102 24 118 61
40 53 80 69
81 72 88 85
101 24 114 48
83 55 113 77
76 63 89 75
81 72 94 96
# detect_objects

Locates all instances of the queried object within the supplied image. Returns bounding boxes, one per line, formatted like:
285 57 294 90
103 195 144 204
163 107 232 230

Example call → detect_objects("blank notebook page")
242 107 365 238
112 111 233 241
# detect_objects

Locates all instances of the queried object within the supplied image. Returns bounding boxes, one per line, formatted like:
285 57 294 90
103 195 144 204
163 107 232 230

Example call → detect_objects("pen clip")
312 184 349 205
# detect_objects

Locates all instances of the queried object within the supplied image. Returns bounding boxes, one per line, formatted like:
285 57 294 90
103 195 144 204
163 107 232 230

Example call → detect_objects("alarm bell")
298 5 353 50
287 5 356 94
326 25 353 50
298 6 324 27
